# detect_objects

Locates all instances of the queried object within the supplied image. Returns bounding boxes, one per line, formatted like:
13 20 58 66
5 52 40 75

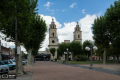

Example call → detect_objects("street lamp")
64 48 71 64
43 56 46 62
85 40 98 69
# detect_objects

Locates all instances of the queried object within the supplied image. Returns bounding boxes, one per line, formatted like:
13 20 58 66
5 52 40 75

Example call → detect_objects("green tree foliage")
82 40 91 60
75 55 87 61
70 41 82 57
104 0 120 60
95 45 104 61
50 48 56 59
23 14 47 65
57 48 62 58
92 16 111 64
0 0 38 74
58 43 71 60
0 0 38 42
23 54 28 59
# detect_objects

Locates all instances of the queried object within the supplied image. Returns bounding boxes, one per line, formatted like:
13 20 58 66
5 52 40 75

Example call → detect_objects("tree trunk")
113 55 116 60
117 55 119 62
28 48 32 66
99 56 100 61
31 54 34 64
18 41 24 74
103 47 107 65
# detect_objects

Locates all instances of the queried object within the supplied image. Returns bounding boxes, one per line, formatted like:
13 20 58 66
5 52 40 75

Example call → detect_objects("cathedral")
48 18 82 60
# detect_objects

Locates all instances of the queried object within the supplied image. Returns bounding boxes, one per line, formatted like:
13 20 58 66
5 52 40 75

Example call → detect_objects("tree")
92 16 111 64
104 0 120 61
0 0 38 74
70 41 82 60
82 40 91 60
57 48 62 60
50 48 56 60
24 14 47 65
58 43 71 61
23 54 28 59
95 45 104 61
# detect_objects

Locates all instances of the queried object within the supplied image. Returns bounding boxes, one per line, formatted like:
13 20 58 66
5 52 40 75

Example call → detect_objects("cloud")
4 12 102 52
79 14 97 42
38 12 102 51
82 9 85 14
56 9 60 11
62 9 66 12
43 2 54 9
70 3 76 8
51 10 54 12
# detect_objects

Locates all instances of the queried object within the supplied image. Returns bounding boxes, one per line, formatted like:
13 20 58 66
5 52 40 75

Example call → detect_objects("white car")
9 59 16 64
22 59 27 65
0 61 9 74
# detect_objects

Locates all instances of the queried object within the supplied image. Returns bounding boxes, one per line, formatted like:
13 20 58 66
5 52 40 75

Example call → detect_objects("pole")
67 51 68 64
15 3 18 76
90 44 93 69
0 40 2 60
44 57 45 62
9 48 10 60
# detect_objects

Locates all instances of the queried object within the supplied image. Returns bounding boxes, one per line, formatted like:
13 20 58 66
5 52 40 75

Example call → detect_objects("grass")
57 60 118 64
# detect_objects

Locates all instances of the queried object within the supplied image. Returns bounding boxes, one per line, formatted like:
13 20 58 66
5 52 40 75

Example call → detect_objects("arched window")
78 35 80 38
52 33 54 37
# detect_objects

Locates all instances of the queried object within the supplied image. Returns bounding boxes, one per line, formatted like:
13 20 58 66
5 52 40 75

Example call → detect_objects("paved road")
26 61 120 80
1 61 120 80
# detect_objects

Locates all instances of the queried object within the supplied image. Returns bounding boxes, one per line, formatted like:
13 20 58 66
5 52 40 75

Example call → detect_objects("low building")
1 46 11 60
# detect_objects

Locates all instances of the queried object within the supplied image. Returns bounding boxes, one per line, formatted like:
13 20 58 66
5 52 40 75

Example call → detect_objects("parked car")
9 59 16 64
22 59 27 65
10 59 26 65
0 61 9 74
1 61 16 70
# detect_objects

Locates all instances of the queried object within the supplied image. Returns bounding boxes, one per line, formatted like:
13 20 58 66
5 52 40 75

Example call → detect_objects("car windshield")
3 61 10 64
9 61 13 64
12 60 15 62
0 62 4 65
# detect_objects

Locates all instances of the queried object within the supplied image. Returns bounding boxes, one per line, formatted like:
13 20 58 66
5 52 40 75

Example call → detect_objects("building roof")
1 46 10 50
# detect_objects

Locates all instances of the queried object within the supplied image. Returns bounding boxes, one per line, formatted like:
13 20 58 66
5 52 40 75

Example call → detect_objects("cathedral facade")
48 19 82 60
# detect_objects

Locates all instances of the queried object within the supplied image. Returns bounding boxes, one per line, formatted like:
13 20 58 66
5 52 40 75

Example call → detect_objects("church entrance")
35 54 50 61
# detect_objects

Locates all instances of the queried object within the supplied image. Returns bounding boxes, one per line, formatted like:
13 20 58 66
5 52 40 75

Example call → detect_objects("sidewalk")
1 61 120 80
28 61 120 80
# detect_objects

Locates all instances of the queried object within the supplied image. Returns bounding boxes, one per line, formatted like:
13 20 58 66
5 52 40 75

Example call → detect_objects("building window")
52 40 55 43
78 35 80 38
52 33 54 37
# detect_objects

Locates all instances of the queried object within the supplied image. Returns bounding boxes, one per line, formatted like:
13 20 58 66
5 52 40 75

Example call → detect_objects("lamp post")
0 40 1 60
64 48 71 64
43 56 46 62
85 40 98 69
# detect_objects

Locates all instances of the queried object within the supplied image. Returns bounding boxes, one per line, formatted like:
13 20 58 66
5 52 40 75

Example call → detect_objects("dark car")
1 61 16 70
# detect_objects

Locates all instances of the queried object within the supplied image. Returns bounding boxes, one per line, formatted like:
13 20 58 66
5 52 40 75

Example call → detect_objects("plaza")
1 61 120 80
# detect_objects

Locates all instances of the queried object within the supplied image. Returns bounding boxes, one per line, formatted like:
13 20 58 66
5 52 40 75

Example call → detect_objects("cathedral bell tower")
48 18 58 59
73 22 82 43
